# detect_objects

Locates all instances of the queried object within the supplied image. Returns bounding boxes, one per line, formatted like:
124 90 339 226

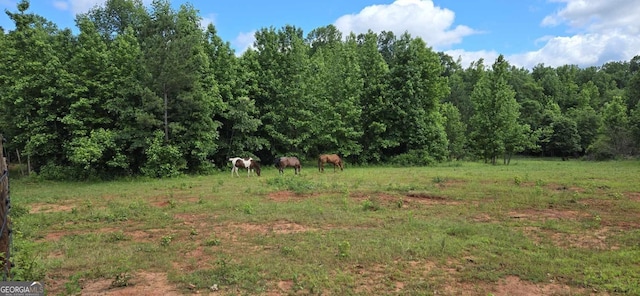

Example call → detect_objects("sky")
1 0 639 69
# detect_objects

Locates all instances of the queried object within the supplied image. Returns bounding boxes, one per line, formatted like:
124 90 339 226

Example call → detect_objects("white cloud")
200 13 216 30
334 0 477 48
451 0 640 69
527 0 640 68
53 0 103 14
233 31 256 55
542 0 640 34
444 49 499 69
508 30 640 69
52 1 69 11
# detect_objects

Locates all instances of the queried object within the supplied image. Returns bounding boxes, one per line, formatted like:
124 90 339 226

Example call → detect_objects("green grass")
8 158 640 295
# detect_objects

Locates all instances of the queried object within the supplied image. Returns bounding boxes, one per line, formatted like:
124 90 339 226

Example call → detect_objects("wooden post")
0 134 11 277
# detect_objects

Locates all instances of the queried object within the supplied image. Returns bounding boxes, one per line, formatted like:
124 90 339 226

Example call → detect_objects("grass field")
8 159 640 295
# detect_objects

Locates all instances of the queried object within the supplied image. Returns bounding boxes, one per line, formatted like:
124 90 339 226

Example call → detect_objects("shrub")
389 150 437 166
141 131 186 178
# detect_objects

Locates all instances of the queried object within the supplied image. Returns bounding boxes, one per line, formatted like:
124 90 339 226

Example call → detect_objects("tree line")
1 0 638 179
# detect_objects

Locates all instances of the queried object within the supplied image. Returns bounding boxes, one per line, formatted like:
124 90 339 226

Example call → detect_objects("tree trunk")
163 83 169 142
15 149 24 176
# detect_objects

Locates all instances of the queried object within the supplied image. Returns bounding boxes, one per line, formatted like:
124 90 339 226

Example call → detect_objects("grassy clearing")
9 158 640 295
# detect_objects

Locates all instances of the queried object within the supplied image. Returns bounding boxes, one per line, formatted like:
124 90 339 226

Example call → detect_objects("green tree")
140 1 224 171
0 0 70 173
104 26 161 174
629 106 640 153
306 30 363 159
548 116 581 160
60 16 125 177
567 106 601 155
385 33 449 164
627 56 640 111
249 25 314 158
82 0 148 41
588 96 632 158
470 55 529 164
204 24 265 166
555 65 581 111
531 64 560 107
439 102 467 160
442 56 473 126
355 30 392 163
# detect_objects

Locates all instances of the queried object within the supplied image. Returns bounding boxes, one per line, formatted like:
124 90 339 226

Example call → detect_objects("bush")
389 150 437 166
37 163 92 181
141 131 186 178
586 137 616 160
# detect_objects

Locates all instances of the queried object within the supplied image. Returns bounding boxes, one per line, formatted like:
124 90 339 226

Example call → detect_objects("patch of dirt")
352 264 395 294
228 220 315 235
30 203 76 214
522 226 616 250
40 230 77 242
151 200 171 208
174 213 218 228
350 192 461 208
508 208 588 221
625 192 640 202
434 179 466 189
151 197 201 208
178 214 316 237
472 213 493 222
272 280 294 295
405 191 462 205
490 276 588 296
547 184 586 193
266 191 325 202
267 190 310 202
79 271 183 296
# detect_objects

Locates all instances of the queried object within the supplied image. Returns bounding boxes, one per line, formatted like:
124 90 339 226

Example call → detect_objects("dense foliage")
1 0 639 179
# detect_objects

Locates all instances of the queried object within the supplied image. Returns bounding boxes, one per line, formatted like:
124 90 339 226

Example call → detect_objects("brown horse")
274 157 301 175
318 154 343 172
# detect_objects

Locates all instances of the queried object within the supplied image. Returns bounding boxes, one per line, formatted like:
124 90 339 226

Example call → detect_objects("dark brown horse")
318 154 343 172
274 157 301 175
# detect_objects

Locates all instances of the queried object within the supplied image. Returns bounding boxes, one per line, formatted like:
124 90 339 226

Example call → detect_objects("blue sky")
1 0 639 69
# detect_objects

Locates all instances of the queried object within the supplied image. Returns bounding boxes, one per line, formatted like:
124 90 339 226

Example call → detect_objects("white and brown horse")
229 157 260 177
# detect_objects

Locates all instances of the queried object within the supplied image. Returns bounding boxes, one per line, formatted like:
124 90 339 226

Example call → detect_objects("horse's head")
251 160 261 176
